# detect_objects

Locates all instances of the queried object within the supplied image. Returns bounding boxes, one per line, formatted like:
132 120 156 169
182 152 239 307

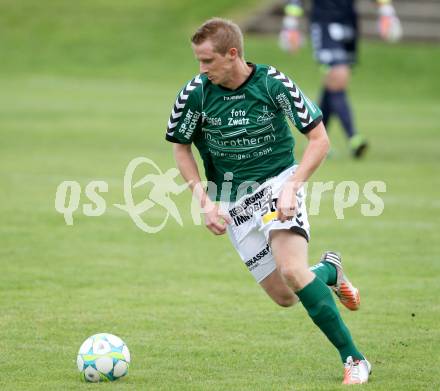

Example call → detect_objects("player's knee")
325 66 350 90
325 77 348 91
275 294 298 308
279 264 304 287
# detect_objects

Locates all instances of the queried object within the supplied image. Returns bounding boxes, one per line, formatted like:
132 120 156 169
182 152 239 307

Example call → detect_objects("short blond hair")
191 18 244 58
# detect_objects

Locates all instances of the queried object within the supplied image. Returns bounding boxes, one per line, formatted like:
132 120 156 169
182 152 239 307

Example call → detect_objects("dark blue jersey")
288 0 357 24
311 0 356 23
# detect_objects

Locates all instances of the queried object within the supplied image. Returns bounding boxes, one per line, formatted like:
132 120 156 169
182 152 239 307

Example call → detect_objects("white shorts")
224 165 310 283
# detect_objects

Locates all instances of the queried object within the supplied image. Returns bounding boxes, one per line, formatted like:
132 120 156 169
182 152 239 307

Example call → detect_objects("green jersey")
165 63 322 201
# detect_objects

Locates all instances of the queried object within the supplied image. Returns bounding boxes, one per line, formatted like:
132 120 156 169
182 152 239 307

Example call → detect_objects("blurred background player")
280 0 402 158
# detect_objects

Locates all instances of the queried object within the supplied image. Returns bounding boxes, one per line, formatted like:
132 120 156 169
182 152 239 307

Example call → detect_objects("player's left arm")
277 122 329 222
267 66 328 221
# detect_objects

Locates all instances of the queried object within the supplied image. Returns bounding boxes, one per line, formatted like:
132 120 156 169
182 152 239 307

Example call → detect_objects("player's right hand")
204 202 231 235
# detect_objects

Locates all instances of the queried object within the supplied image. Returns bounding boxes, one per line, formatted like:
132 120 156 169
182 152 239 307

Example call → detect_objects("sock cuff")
296 276 330 307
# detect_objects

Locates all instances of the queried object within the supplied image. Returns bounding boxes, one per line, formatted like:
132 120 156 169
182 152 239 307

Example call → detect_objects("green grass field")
1 1 439 390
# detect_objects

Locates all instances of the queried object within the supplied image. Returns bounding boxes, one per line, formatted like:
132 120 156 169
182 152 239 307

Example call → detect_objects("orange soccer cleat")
320 251 361 311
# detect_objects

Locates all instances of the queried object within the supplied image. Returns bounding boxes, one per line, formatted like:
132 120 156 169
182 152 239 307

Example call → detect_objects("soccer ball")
77 333 131 382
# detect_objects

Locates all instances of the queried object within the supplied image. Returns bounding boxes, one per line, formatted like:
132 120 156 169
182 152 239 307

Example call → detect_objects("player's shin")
295 276 364 362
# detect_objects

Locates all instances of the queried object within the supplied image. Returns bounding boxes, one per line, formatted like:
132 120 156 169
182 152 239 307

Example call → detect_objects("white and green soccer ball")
77 333 131 382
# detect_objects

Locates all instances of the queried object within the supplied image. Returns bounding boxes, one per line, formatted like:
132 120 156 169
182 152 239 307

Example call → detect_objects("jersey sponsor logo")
208 150 252 161
228 117 250 126
178 109 201 140
227 109 249 126
202 124 276 153
245 244 271 270
202 112 222 126
229 186 272 226
257 106 276 124
276 93 295 123
223 94 246 101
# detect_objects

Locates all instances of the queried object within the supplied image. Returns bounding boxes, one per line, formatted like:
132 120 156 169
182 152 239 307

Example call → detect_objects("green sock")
296 276 364 363
310 262 337 285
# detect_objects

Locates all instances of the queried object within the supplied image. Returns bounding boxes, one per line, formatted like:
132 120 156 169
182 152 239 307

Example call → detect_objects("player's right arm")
172 144 229 235
165 76 230 235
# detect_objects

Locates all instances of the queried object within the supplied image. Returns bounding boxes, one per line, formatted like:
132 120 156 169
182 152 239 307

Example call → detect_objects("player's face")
192 40 235 86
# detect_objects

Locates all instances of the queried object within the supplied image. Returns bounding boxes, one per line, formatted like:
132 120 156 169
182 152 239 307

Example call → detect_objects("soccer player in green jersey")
166 18 370 385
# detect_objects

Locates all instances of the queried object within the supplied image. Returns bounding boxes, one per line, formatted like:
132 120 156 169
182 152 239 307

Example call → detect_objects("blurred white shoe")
342 355 372 385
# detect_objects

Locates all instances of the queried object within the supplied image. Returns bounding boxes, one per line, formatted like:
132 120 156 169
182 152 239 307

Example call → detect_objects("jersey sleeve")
165 75 203 144
267 66 322 134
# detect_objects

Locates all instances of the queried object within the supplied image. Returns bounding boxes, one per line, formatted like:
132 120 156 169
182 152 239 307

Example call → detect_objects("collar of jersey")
216 62 256 92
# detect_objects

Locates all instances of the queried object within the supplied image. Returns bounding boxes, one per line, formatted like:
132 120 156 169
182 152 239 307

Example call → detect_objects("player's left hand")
378 4 402 42
276 182 298 222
